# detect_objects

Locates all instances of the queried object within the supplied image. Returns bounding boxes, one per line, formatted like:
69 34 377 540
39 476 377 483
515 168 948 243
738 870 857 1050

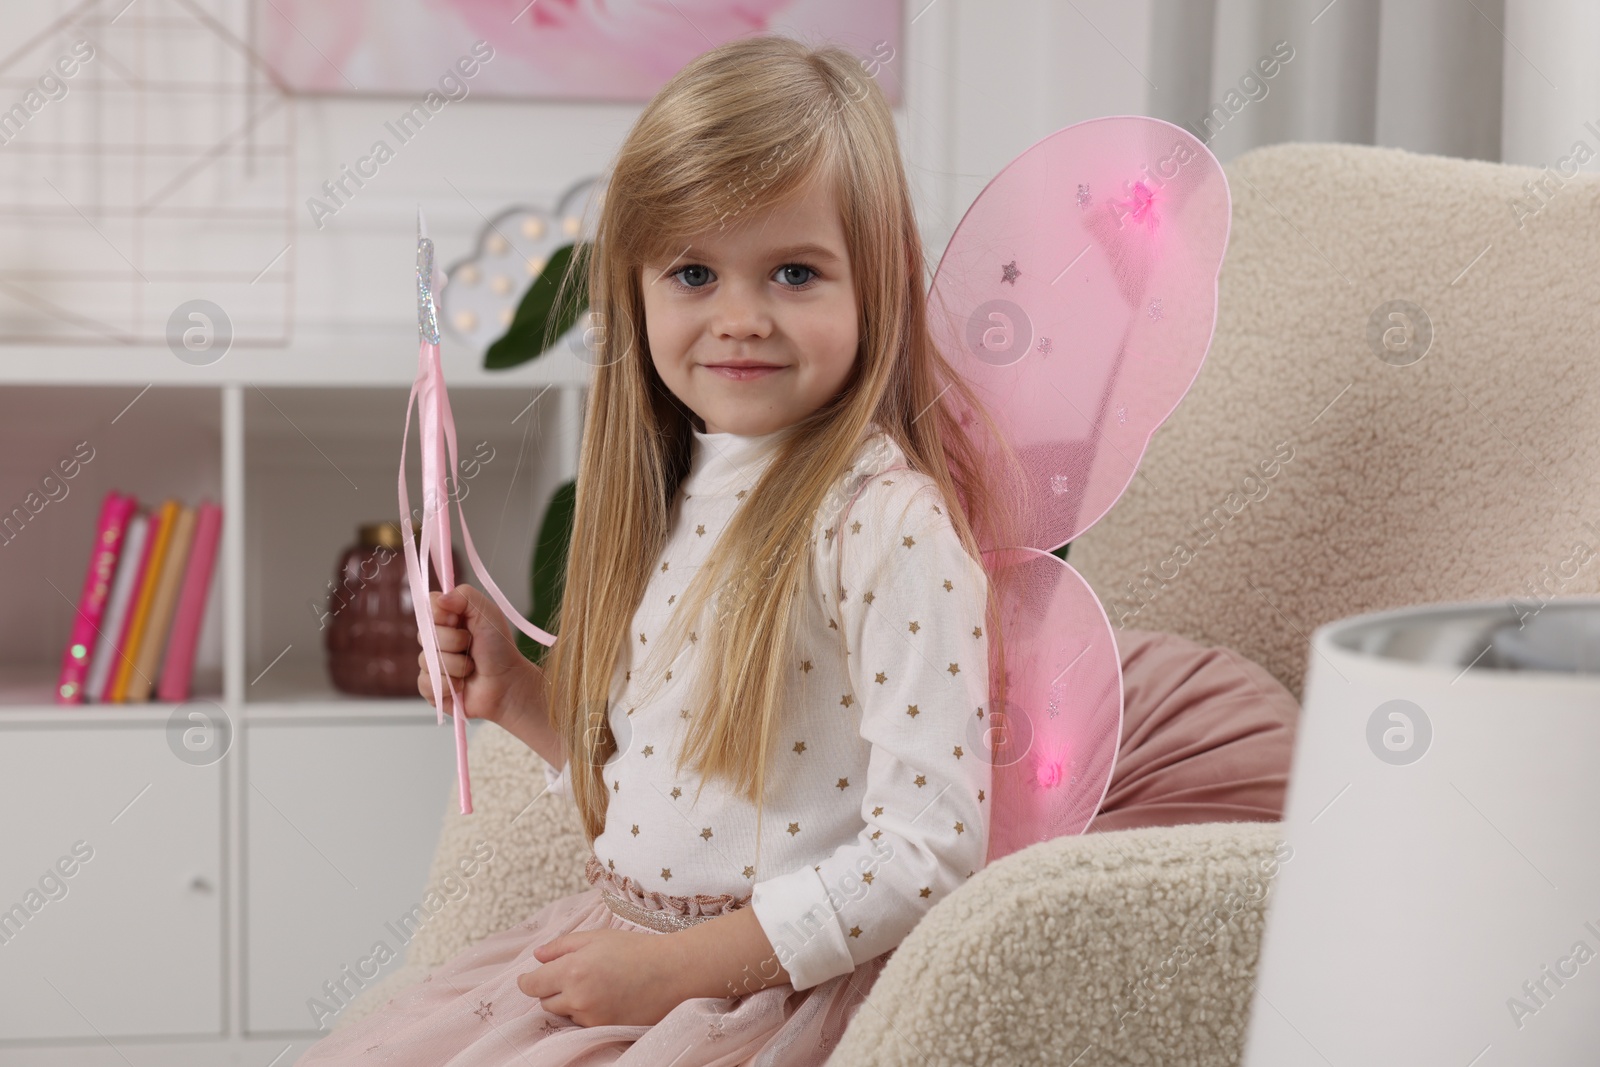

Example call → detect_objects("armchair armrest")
829 821 1288 1067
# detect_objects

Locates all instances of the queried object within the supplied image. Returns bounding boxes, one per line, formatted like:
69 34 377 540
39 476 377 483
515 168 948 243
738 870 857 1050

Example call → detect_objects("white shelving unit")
0 336 587 1062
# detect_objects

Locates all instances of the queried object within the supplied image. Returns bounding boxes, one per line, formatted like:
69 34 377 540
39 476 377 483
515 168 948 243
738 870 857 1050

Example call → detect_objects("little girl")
299 32 1012 1066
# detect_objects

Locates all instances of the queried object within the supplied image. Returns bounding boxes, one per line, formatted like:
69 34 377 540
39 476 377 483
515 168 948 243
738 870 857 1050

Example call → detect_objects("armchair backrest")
1071 141 1600 699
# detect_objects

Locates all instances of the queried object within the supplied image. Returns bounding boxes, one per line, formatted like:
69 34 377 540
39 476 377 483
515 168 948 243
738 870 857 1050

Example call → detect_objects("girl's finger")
431 626 470 654
517 970 554 1002
431 591 461 626
416 648 473 678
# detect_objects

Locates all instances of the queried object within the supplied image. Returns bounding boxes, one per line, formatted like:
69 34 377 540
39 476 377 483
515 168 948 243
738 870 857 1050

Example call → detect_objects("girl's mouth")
702 364 785 381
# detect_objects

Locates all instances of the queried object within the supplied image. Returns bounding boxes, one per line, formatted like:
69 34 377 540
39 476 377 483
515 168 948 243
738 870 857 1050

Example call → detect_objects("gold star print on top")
542 422 990 992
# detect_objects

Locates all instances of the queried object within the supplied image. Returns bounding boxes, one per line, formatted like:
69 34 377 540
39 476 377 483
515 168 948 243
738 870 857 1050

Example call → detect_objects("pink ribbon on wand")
401 208 559 815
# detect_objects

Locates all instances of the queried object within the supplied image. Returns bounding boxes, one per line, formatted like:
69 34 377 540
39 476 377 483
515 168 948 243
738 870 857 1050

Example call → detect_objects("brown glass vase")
324 521 464 697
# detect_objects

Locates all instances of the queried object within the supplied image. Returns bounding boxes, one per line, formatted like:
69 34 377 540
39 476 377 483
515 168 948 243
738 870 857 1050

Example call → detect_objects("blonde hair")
541 34 1020 862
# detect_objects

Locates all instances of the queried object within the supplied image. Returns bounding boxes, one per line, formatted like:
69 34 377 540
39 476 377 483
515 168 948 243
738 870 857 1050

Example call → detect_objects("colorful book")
87 507 149 704
157 500 223 703
108 499 179 703
126 502 196 703
56 490 137 704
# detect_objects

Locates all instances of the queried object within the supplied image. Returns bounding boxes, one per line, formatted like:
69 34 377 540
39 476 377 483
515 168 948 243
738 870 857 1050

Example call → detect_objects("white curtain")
1147 0 1599 171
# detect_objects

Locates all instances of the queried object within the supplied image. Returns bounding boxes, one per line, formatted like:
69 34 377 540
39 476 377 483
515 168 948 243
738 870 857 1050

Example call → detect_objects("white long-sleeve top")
542 422 991 990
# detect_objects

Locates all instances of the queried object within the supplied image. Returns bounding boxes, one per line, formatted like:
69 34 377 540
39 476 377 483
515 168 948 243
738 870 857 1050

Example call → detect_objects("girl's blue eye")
673 264 713 289
776 264 816 287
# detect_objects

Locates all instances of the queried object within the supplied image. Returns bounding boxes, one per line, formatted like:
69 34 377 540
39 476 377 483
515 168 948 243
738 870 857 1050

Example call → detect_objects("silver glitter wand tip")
417 205 441 345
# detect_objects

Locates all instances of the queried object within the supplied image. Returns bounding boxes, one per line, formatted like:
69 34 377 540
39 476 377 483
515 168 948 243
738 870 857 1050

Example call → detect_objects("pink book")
95 504 163 703
56 490 138 705
86 508 148 703
157 500 223 703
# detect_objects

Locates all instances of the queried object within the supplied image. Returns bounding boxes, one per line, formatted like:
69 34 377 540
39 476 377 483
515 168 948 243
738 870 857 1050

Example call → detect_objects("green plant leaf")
1052 541 1071 563
485 242 590 371
518 477 577 667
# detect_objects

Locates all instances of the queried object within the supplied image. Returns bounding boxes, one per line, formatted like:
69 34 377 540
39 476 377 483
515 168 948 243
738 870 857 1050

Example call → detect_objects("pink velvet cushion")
1086 628 1300 833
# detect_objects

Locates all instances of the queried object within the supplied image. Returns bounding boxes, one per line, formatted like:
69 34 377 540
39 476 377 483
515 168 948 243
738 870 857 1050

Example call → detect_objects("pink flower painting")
252 0 903 103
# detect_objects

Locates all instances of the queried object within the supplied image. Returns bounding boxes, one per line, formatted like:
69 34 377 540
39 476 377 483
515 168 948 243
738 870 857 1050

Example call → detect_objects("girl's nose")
710 280 774 340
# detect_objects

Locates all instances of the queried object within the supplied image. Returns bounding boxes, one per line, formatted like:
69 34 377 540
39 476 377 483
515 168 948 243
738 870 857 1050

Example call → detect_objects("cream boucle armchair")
339 141 1600 1065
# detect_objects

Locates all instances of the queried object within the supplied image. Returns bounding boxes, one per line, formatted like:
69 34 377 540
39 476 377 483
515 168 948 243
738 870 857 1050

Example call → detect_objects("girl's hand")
517 929 688 1027
417 584 537 727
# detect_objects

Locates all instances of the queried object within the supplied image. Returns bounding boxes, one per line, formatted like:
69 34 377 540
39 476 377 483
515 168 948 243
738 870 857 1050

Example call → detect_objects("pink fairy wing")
981 548 1121 861
929 115 1230 553
928 116 1231 860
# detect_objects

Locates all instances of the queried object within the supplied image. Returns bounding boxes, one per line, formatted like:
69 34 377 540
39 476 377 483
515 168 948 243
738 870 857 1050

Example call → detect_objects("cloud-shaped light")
441 176 605 349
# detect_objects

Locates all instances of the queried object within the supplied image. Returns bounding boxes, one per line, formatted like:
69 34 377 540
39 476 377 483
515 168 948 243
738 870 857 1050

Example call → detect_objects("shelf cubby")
240 382 572 708
0 384 226 710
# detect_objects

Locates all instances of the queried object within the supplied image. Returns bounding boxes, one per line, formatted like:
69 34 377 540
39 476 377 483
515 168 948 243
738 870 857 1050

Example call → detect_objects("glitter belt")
584 852 753 934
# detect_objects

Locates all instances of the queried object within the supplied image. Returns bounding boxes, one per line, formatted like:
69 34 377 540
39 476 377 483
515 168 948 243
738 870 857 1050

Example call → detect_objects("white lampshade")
1244 596 1600 1065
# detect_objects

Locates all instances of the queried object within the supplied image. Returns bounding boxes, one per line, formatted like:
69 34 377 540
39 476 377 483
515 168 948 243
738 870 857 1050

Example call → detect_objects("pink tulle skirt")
294 855 893 1066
